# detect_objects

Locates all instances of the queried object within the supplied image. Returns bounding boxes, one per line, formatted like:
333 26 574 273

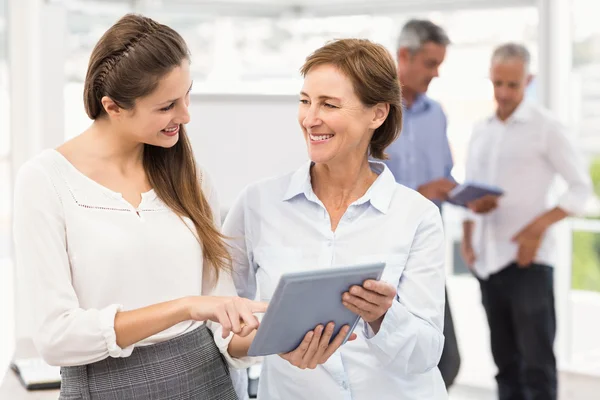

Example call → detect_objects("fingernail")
351 287 359 295
364 282 372 289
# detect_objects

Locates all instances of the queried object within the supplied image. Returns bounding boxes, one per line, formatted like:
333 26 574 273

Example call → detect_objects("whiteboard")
186 93 309 212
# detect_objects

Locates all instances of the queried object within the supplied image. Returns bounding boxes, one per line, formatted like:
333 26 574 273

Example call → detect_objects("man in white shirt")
462 43 592 400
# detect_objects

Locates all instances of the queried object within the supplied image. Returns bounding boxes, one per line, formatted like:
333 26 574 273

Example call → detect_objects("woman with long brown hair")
12 14 265 400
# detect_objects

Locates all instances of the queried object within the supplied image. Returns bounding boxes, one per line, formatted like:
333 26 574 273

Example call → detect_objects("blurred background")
1 0 599 398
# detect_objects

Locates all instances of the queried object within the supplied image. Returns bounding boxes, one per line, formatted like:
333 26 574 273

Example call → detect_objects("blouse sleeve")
12 161 134 366
361 204 446 374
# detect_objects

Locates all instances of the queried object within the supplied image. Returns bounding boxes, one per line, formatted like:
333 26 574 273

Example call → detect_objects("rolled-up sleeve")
362 205 446 375
545 123 593 215
13 162 133 367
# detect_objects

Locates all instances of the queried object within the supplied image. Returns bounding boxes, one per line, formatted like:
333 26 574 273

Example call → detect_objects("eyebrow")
299 91 341 102
158 82 194 106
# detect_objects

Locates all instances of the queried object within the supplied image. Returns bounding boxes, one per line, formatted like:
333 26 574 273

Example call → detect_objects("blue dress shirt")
383 95 454 208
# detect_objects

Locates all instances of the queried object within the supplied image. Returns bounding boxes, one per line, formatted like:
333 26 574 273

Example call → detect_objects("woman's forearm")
227 330 257 358
114 297 193 348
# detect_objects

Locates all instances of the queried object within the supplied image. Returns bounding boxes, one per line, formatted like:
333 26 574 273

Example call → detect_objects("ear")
369 103 390 130
525 74 534 87
397 47 411 64
101 96 123 118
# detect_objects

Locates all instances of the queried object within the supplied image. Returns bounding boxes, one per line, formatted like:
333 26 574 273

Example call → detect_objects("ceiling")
55 0 537 17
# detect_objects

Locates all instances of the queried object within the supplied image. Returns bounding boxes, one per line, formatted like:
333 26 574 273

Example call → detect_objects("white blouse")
12 149 253 373
223 161 448 400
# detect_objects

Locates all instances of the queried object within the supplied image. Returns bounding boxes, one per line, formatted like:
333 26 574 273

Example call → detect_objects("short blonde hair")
300 39 403 160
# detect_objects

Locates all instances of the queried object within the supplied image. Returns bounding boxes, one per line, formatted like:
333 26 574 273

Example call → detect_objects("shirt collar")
488 100 532 124
282 161 397 214
282 160 314 203
405 94 431 114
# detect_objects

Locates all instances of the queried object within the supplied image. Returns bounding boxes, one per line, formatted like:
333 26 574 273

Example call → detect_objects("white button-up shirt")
223 161 448 400
464 101 592 279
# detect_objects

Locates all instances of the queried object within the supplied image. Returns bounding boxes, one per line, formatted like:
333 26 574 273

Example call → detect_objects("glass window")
568 2 600 374
572 229 600 293
569 225 600 371
571 155 600 293
570 0 600 291
572 0 600 154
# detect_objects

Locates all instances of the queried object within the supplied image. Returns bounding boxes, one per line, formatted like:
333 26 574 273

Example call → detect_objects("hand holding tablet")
447 181 503 212
279 321 358 369
247 262 386 358
342 279 398 333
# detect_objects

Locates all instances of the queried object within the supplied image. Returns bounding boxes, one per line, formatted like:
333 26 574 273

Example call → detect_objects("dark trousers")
438 289 461 388
479 263 557 400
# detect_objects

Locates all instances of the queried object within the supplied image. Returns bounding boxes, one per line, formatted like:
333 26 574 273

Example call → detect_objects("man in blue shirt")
384 19 460 388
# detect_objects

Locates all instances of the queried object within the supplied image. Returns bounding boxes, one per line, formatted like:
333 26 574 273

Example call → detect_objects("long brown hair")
83 14 230 282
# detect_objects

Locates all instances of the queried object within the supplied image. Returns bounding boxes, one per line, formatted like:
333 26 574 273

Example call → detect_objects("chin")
148 136 179 149
307 149 337 166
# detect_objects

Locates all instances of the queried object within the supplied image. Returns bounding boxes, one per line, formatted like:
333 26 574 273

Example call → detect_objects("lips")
161 125 179 137
309 133 334 142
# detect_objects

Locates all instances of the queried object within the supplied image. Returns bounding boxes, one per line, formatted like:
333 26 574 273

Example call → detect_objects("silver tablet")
247 262 386 357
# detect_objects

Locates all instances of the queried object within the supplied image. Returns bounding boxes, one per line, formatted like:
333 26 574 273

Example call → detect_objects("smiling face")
103 60 193 148
298 64 386 167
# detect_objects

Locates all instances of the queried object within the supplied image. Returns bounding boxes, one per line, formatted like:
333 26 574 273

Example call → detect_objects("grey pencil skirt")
59 324 238 400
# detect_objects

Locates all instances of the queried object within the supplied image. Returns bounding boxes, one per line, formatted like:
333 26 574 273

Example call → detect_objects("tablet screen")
247 262 386 357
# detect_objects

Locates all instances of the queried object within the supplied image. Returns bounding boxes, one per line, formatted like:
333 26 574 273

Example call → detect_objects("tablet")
247 262 386 357
447 181 503 208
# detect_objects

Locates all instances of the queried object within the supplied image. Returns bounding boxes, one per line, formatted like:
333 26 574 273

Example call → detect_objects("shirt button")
341 381 349 390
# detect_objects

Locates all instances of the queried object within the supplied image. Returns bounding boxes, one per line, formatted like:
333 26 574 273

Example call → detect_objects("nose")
495 87 510 102
301 104 321 130
176 101 191 125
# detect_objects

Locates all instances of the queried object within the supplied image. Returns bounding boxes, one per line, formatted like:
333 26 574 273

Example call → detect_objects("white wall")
186 93 309 211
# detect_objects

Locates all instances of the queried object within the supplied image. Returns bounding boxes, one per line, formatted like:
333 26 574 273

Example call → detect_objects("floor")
449 384 496 400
